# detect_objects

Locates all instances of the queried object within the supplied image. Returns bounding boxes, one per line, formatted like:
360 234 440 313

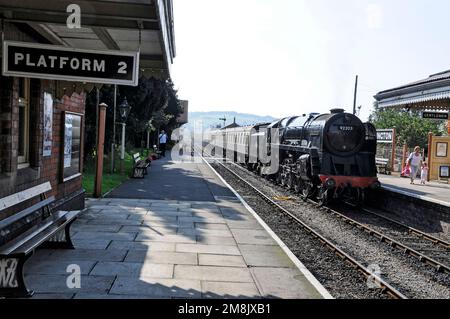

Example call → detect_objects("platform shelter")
374 70 450 182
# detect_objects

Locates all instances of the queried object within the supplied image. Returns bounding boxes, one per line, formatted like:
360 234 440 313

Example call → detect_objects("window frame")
17 78 30 168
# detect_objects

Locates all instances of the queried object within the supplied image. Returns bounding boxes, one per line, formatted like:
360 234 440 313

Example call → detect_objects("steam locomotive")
207 109 380 205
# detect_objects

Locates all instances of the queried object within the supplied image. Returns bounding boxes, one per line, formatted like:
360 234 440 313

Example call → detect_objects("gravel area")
213 161 450 299
211 162 390 299
331 205 450 269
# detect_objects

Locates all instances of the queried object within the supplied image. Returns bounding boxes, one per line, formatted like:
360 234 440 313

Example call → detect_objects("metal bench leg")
40 219 76 250
0 255 34 298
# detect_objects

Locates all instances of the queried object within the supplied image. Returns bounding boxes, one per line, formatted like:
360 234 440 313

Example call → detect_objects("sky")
171 0 450 121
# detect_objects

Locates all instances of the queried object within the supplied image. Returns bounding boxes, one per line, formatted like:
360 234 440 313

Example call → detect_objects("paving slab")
230 228 277 245
225 221 264 230
178 228 234 238
178 216 226 224
110 276 202 298
251 268 323 299
90 262 173 279
25 275 115 295
40 249 128 262
73 231 137 241
24 260 96 275
238 244 295 268
135 233 197 243
174 265 253 283
176 244 241 255
74 293 163 299
87 218 143 226
107 241 176 252
201 281 261 299
198 254 246 267
73 239 112 250
195 236 237 246
30 293 75 299
125 250 198 265
71 225 122 233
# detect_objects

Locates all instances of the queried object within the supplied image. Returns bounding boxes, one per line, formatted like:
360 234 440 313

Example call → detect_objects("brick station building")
0 1 175 216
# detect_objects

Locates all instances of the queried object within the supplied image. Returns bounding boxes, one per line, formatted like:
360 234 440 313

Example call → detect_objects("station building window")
18 78 30 168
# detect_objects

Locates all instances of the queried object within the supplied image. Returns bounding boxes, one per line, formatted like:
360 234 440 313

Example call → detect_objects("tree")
83 77 182 163
369 102 443 148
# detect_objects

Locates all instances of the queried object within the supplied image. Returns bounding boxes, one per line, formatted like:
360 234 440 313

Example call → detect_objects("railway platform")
21 154 330 299
378 174 450 208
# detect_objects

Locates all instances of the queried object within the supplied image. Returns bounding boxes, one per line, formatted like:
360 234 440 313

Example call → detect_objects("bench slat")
0 182 51 212
12 211 79 255
0 210 79 256
0 196 55 230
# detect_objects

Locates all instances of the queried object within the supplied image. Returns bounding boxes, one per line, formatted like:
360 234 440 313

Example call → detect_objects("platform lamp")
119 97 131 174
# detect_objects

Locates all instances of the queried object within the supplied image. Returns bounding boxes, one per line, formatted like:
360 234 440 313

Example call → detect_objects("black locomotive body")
208 109 380 204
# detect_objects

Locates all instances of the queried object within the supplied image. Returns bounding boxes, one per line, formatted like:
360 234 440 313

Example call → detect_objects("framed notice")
61 112 83 182
440 166 450 178
43 92 53 156
436 142 448 158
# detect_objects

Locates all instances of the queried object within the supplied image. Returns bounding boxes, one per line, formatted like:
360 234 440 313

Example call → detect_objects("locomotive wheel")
294 178 302 193
356 188 366 207
301 183 314 201
286 173 294 190
317 188 330 206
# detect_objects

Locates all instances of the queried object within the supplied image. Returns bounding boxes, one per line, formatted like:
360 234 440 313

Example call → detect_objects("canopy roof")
374 70 450 111
0 0 175 79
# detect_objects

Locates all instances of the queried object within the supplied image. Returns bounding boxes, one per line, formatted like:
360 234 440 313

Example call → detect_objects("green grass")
82 148 153 197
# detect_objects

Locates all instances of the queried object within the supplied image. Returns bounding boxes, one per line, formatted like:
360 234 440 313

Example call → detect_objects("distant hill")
186 111 277 129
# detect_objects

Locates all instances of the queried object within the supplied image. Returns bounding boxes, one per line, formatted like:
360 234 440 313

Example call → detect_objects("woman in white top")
407 146 423 184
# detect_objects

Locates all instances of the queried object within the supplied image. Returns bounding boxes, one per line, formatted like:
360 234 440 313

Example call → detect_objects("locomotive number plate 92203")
338 126 354 131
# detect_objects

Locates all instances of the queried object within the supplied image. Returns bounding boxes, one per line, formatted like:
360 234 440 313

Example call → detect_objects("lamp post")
118 97 131 174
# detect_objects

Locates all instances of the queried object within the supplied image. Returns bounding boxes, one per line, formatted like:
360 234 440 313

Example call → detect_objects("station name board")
422 112 449 120
376 129 394 143
2 41 139 86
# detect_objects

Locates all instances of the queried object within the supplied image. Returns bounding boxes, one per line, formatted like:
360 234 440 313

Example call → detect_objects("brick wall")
42 90 86 200
0 76 86 220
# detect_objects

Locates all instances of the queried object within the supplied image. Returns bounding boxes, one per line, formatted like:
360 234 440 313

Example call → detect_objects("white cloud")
366 3 383 29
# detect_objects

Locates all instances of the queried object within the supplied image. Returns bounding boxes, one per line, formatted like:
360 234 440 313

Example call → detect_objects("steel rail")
225 159 450 275
361 207 450 250
209 157 407 299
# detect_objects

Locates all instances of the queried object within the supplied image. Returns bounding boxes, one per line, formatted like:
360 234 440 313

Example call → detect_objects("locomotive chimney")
330 108 345 114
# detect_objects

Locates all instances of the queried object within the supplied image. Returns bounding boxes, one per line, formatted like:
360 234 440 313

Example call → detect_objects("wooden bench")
132 153 150 178
376 157 391 175
0 182 80 298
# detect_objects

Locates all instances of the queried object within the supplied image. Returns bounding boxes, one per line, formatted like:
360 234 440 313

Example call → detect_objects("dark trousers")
160 143 166 157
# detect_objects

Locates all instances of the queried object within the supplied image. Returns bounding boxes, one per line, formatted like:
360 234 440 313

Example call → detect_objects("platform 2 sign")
422 112 449 120
2 41 139 86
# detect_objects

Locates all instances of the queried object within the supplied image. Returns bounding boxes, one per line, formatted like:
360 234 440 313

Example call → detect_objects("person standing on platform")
421 162 428 185
159 130 168 157
407 146 423 184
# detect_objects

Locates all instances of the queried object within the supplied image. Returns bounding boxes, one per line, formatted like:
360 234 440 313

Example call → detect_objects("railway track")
203 155 407 299
333 206 450 274
226 159 450 276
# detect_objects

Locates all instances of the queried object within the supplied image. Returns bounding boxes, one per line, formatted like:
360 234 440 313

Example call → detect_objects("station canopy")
374 70 450 111
0 0 175 80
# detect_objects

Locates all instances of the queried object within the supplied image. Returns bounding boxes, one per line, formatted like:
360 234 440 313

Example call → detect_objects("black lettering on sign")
0 258 19 288
3 41 139 86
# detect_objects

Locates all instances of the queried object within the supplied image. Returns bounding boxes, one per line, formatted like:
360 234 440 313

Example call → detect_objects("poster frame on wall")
43 92 53 157
61 111 83 183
